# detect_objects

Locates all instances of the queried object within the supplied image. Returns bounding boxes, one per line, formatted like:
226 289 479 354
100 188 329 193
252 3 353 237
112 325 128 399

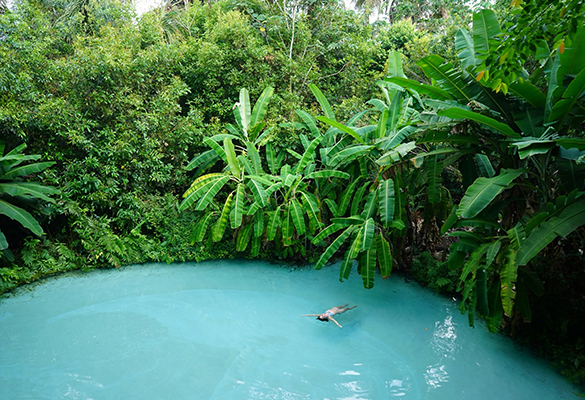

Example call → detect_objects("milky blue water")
0 260 580 399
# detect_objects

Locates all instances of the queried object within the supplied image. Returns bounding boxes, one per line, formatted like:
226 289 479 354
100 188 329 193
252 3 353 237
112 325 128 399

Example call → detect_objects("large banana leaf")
457 169 525 218
185 149 219 172
361 191 377 220
291 198 306 236
378 179 395 226
246 142 263 174
295 110 321 137
516 198 585 265
295 135 323 173
1 161 56 179
0 199 43 236
212 192 233 241
236 224 253 251
315 226 355 270
309 84 336 121
266 207 281 241
190 212 215 243
417 55 472 103
377 233 392 278
238 88 251 133
438 108 520 138
246 179 268 207
181 174 228 210
500 245 518 317
386 76 453 100
387 50 406 78
339 250 354 282
486 280 503 333
230 183 245 229
224 137 241 176
312 222 348 244
426 155 443 204
317 116 366 145
456 28 476 71
254 209 264 238
360 247 377 289
250 86 274 127
361 218 375 251
548 67 585 130
299 192 322 229
472 9 501 57
0 182 59 203
348 229 363 259
305 170 350 180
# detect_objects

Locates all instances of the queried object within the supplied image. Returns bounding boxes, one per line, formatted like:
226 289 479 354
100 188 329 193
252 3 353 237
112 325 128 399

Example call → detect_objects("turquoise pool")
0 260 580 399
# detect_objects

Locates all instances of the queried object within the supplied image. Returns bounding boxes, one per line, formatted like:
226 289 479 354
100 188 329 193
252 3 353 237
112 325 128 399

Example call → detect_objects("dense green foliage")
0 0 584 386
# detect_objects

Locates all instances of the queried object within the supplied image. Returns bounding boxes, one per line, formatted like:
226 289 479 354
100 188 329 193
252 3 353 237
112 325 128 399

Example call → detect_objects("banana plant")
0 142 59 260
309 55 420 288
388 10 585 329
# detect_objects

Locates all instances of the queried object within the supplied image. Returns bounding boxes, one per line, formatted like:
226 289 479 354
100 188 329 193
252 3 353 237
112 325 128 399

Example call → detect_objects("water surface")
0 260 579 399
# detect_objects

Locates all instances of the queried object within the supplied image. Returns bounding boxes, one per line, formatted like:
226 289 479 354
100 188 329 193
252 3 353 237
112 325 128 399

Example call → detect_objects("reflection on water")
425 310 460 391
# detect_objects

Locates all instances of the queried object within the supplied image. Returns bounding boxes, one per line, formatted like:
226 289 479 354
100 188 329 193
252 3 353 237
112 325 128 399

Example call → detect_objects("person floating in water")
301 304 357 328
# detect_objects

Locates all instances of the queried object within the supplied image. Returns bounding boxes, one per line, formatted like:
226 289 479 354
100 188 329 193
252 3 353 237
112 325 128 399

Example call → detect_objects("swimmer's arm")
301 314 320 317
329 317 342 328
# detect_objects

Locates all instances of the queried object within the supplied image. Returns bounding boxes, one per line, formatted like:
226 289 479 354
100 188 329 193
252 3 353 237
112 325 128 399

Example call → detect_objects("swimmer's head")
317 315 329 322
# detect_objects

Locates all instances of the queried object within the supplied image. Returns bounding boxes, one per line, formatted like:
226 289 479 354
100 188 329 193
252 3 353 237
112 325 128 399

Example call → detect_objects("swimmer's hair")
317 316 329 322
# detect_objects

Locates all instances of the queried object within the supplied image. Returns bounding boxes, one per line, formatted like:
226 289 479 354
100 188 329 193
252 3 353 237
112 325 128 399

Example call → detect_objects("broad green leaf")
509 80 546 108
377 233 392 278
457 169 525 218
0 199 43 236
327 145 372 166
361 190 377 220
315 226 355 270
386 76 453 100
485 239 502 268
224 137 241 176
239 88 251 132
350 184 368 216
305 170 350 180
299 192 322 229
195 176 230 211
441 205 459 235
548 68 585 130
250 86 274 127
475 154 495 178
456 28 476 71
0 231 7 250
460 243 490 281
283 207 294 245
361 218 375 251
212 192 234 242
507 224 525 251
317 116 366 145
295 110 321 137
250 235 262 257
312 222 347 244
378 179 395 226
337 179 361 217
254 209 264 238
291 198 306 235
309 84 336 121
376 141 416 165
486 280 503 332
473 9 501 56
387 50 405 78
190 212 215 243
230 184 245 229
266 207 281 241
476 268 489 316
246 142 263 174
181 174 227 210
348 229 363 259
323 198 338 216
500 245 518 317
516 199 585 265
339 250 354 282
185 150 219 172
438 108 520 138
2 161 55 179
0 182 58 203
236 224 253 252
203 137 228 163
246 179 267 207
417 55 472 103
426 155 443 204
295 135 323 173
360 247 377 289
